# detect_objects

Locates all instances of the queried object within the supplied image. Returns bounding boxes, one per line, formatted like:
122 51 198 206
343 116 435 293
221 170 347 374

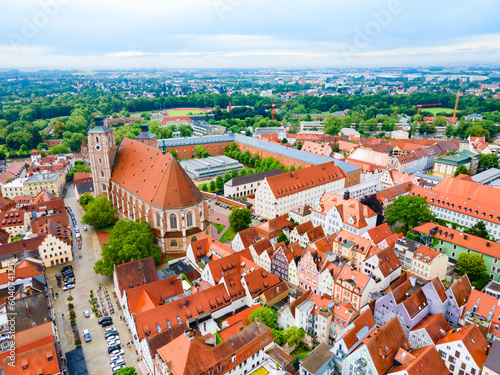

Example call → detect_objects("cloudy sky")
2 0 500 70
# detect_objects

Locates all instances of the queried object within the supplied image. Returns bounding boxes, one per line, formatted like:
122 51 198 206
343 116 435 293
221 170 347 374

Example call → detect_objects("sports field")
164 108 207 116
422 107 454 115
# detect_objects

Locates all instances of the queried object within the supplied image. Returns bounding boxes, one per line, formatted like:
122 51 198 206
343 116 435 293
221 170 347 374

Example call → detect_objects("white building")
255 162 346 219
224 169 283 198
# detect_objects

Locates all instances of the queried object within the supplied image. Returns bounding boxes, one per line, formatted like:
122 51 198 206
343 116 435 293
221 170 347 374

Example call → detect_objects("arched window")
170 214 177 229
170 239 177 247
100 170 104 178
98 158 102 165
191 236 197 242
186 211 193 227
95 136 99 143
102 183 106 191
155 212 161 228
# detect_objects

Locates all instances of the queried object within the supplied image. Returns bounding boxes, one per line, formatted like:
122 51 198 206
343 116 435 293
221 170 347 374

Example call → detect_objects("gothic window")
170 239 177 247
170 214 177 229
98 157 102 165
102 183 106 191
100 170 104 178
155 212 161 228
96 136 99 143
186 211 193 227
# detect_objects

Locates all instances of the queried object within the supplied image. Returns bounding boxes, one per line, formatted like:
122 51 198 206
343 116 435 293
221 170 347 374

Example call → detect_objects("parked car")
105 327 117 333
249 195 255 199
112 364 125 374
107 339 120 347
99 317 112 325
109 348 124 357
83 310 90 318
83 226 88 231
108 345 121 354
83 329 91 342
63 284 75 291
111 358 125 367
60 265 72 273
0 333 10 342
105 331 119 340
110 355 124 364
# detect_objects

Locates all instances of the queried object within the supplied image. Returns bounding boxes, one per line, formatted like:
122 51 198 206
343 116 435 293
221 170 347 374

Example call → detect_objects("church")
83 116 210 254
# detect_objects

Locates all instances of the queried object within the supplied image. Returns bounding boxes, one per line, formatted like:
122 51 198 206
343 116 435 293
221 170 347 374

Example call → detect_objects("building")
37 221 72 267
224 169 283 198
255 214 294 243
23 172 64 197
376 182 413 208
0 211 30 236
231 227 262 252
379 170 417 189
410 175 500 240
289 205 312 224
255 162 346 219
134 123 158 148
299 343 334 375
341 318 411 375
388 345 450 375
155 321 274 375
301 141 333 157
483 341 500 375
433 150 479 177
435 324 490 375
331 230 375 270
410 245 448 281
334 265 377 311
83 116 210 254
414 222 500 281
311 192 377 236
300 121 323 132
180 156 243 179
408 313 451 349
363 247 402 290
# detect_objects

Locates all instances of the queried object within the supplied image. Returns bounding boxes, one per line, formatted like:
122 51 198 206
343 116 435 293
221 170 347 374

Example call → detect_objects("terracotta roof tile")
388 345 449 375
114 257 159 292
410 313 451 344
341 309 376 350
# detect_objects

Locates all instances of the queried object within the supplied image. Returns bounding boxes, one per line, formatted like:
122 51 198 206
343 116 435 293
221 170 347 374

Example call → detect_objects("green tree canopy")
79 193 94 208
464 221 490 239
228 207 252 232
94 220 161 277
82 196 117 229
283 326 305 346
454 165 470 177
67 162 91 180
215 175 224 191
456 252 487 281
249 307 277 329
115 366 138 375
385 195 435 234
479 153 499 170
276 232 290 245
323 115 342 135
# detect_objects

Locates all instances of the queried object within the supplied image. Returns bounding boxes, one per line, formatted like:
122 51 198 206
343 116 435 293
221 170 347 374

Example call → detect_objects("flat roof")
225 169 283 187
472 168 500 185
180 155 242 172
25 173 60 183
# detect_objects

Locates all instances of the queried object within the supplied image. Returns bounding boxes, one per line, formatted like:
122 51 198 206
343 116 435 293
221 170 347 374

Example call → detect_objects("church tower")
87 115 116 196
134 123 158 148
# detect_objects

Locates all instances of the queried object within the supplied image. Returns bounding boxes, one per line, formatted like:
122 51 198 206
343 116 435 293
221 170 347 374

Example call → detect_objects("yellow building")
23 172 63 197
38 221 73 267
411 245 448 281
433 150 479 178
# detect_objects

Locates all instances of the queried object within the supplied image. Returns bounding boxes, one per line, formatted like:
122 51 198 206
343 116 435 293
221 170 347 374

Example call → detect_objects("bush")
69 310 76 320
74 338 81 347
471 273 490 290
67 296 73 301
68 303 74 310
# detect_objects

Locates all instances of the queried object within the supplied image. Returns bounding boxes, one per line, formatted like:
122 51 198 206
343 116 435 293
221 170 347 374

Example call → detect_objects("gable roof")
235 227 262 248
341 309 376 350
388 345 449 375
313 193 377 228
300 343 334 374
411 313 451 344
438 324 490 367
448 274 472 308
365 223 393 244
111 138 204 209
114 257 159 292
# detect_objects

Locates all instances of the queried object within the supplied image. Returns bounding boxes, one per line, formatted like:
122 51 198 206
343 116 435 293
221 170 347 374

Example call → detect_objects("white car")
107 339 121 347
63 284 75 291
83 226 88 231
111 358 125 367
109 349 124 357
112 364 125 374
83 310 90 317
105 327 117 333
110 355 124 364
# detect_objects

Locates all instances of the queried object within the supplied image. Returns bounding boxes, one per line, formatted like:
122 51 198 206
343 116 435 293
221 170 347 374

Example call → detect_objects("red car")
249 195 255 199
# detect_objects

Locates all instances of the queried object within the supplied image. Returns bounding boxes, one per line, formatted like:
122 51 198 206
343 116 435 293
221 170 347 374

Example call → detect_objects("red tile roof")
235 227 262 248
449 274 472 308
341 309 376 350
413 245 442 263
222 304 262 327
388 345 449 375
256 214 293 239
364 223 393 244
114 257 159 292
438 324 490 367
301 141 332 156
410 313 451 344
0 210 26 227
218 321 245 341
313 194 377 229
111 138 204 209
461 288 499 320
376 182 413 203
265 162 345 199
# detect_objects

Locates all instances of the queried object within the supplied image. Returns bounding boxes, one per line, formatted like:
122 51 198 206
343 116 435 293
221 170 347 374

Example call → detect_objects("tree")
194 145 209 158
0 151 5 160
209 180 216 192
283 326 305 346
48 145 70 155
323 115 342 135
432 115 447 127
276 232 290 245
456 252 487 281
281 138 288 144
115 367 138 375
445 125 455 138
249 306 277 329
231 169 239 178
360 194 385 225
418 122 430 134
223 172 232 183
271 329 285 346
94 219 162 277
454 165 470 177
385 195 435 234
228 207 252 232
479 153 499 170
79 193 94 208
215 175 224 191
169 149 178 158
82 196 117 229
67 162 91 180
464 221 490 239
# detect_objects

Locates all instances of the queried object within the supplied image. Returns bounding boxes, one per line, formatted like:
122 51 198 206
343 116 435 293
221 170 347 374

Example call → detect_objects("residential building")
379 170 417 189
410 175 500 240
23 172 64 197
191 121 226 136
297 248 335 294
1 177 28 199
485 280 500 299
316 301 358 345
231 227 262 252
255 162 346 219
300 343 334 375
334 265 377 311
483 341 500 375
388 345 450 375
155 321 274 375
362 247 402 290
186 234 233 270
341 318 411 375
361 223 394 246
311 192 377 236
393 237 421 270
301 141 332 157
331 230 375 270
289 205 312 224
224 169 283 198
255 214 294 243
376 182 413 208
408 313 451 349
37 221 72 267
270 242 300 282
410 245 448 281
0 211 30 236
435 324 490 375
300 121 323 132
433 150 479 177
414 222 500 281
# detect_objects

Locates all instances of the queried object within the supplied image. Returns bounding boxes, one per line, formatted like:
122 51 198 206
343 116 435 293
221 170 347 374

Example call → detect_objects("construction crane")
414 103 442 115
452 92 462 124
263 101 294 121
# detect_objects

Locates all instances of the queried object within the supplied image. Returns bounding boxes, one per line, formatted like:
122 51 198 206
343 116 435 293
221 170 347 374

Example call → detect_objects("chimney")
343 190 350 200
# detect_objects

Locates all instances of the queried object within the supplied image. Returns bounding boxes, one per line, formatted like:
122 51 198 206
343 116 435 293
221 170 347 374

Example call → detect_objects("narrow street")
45 184 140 374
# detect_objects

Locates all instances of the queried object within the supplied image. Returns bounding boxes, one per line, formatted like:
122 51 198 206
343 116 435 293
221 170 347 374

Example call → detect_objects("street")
45 184 140 374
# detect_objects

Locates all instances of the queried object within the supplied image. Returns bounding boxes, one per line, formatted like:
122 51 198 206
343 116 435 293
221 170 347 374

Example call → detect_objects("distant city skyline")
2 0 500 70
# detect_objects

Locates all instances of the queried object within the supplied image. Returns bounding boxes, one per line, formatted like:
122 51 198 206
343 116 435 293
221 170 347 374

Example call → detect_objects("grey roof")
13 292 51 331
412 170 444 182
25 172 59 183
65 347 89 375
472 168 500 185
396 237 421 253
158 134 360 174
89 115 112 134
135 124 157 140
300 343 334 374
225 169 283 187
484 340 500 372
76 180 95 195
180 155 242 172
485 280 500 293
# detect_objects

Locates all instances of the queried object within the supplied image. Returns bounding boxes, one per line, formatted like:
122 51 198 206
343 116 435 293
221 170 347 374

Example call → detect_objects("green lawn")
291 345 311 360
211 222 226 234
219 227 237 243
422 107 454 115
166 109 205 116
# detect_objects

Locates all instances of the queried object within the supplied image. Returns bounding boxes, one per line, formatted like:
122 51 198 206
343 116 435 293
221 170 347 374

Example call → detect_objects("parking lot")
46 184 140 374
